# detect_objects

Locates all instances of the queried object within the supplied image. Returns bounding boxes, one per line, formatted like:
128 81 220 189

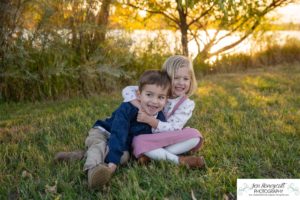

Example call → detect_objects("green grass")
1 64 300 199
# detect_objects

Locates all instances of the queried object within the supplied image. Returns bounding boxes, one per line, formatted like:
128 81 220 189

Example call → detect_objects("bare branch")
208 20 260 57
126 1 179 24
205 0 292 57
188 3 215 27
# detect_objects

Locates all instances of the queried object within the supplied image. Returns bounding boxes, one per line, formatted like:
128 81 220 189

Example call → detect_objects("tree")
126 0 295 60
0 0 26 60
96 0 112 41
54 0 112 59
0 0 115 101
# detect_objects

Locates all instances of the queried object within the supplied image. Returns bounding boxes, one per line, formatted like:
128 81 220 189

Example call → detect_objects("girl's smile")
172 67 191 98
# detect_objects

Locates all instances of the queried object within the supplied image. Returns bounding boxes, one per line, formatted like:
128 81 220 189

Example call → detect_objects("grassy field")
1 64 300 199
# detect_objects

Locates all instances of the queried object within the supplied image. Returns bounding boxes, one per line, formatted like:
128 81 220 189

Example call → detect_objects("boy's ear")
136 90 141 100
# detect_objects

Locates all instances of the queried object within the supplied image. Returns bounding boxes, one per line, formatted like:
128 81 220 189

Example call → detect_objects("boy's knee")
120 151 130 165
85 128 108 147
88 128 109 138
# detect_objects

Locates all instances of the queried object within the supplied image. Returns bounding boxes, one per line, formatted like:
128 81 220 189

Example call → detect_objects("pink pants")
132 128 203 158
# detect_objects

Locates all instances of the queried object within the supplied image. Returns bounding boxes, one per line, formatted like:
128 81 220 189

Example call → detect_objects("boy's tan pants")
83 128 129 171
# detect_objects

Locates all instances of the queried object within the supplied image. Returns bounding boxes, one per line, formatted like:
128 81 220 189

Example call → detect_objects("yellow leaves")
45 180 58 194
109 4 169 30
44 181 62 200
242 74 280 92
191 189 197 200
0 125 33 144
196 83 223 97
228 96 238 108
197 85 213 97
21 4 44 30
273 119 296 135
21 170 33 179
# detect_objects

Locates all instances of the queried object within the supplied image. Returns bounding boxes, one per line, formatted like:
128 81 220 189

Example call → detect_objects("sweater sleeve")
122 85 139 102
106 103 133 164
152 99 195 133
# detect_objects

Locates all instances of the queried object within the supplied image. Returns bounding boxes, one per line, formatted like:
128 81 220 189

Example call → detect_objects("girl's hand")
137 110 151 123
130 99 141 109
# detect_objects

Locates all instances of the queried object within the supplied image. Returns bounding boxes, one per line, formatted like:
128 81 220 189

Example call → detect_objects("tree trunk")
180 25 189 56
96 0 112 42
176 1 189 56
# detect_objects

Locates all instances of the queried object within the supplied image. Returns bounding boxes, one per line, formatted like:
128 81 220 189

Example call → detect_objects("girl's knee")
191 137 200 144
183 127 200 134
145 149 168 160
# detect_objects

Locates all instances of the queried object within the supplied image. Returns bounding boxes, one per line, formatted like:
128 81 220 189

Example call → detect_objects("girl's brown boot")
179 156 206 169
137 155 151 165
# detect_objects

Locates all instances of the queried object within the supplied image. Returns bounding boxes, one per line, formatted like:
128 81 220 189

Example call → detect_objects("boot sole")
199 156 206 169
88 165 112 189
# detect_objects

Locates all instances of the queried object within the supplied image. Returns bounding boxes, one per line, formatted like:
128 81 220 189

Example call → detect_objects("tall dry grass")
195 37 300 75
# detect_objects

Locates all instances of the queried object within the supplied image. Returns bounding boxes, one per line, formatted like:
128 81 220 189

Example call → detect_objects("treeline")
270 23 300 31
0 0 129 101
1 32 299 102
1 0 300 102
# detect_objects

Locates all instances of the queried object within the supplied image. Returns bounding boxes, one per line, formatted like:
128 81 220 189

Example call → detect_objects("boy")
67 70 170 189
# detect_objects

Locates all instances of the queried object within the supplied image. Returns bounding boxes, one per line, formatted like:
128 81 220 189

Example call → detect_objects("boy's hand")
108 163 117 173
137 110 159 128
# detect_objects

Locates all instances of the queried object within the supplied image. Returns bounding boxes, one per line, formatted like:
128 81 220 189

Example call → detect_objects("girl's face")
172 67 191 97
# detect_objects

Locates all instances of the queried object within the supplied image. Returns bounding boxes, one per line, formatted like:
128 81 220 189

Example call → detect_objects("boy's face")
137 84 169 116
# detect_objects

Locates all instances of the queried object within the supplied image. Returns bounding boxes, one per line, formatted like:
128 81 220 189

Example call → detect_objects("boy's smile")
137 84 169 116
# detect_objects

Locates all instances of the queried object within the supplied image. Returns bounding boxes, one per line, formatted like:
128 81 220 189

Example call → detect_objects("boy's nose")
152 97 159 104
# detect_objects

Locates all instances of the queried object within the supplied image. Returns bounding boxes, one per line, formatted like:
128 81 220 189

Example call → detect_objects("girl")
122 55 205 168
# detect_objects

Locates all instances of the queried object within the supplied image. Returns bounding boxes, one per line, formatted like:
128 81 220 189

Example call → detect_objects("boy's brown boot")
179 156 206 169
88 164 112 189
137 155 151 165
54 150 85 162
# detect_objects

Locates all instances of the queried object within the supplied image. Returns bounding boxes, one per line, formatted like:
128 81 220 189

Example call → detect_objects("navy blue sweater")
93 102 166 164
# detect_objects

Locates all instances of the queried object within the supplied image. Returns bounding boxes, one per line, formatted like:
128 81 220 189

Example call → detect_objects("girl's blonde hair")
162 55 197 96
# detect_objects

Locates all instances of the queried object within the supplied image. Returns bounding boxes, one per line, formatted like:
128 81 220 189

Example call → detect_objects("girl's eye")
159 96 166 100
184 78 190 81
146 93 152 97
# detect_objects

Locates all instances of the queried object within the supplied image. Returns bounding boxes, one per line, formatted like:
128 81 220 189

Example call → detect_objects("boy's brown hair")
138 70 171 96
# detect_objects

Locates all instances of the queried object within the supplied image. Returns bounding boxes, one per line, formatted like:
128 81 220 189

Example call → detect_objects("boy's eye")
146 93 152 97
159 96 166 100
